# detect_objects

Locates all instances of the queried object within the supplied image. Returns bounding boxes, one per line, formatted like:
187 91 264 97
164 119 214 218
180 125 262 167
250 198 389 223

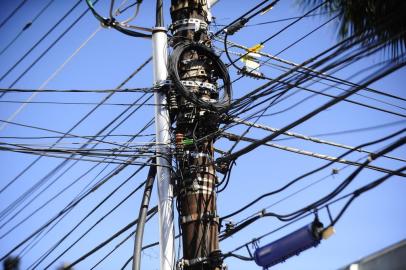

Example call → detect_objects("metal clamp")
180 212 219 225
181 80 217 92
154 79 173 89
170 18 208 34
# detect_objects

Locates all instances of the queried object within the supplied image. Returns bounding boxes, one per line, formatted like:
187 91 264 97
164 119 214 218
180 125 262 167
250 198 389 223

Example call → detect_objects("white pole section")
152 27 175 270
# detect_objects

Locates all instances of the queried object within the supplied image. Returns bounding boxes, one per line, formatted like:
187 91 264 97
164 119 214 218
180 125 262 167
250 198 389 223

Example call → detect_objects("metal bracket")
180 212 219 224
170 18 208 34
154 79 173 90
181 80 217 92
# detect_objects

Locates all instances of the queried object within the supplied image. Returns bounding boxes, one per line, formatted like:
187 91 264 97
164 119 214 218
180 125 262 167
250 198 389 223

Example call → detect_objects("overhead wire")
231 118 406 162
0 56 151 197
30 161 152 269
0 0 29 30
221 136 405 240
220 128 405 223
222 132 405 176
0 0 84 87
0 0 55 57
218 50 406 164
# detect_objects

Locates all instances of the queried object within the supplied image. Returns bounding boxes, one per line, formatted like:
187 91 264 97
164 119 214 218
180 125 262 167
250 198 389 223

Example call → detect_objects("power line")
231 118 406 162
0 0 55 56
0 0 29 30
0 0 83 86
0 87 154 93
0 57 151 196
218 60 406 164
220 128 405 223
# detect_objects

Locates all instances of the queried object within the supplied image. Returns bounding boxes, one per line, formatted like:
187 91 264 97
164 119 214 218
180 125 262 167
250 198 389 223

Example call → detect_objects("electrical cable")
217 60 406 164
0 87 153 93
221 136 405 240
0 57 151 198
0 0 29 30
0 0 55 57
132 158 156 270
64 206 158 268
222 132 405 176
169 42 232 111
0 0 83 87
220 128 405 222
33 163 151 269
85 0 151 38
221 39 406 103
5 1 101 90
231 118 406 162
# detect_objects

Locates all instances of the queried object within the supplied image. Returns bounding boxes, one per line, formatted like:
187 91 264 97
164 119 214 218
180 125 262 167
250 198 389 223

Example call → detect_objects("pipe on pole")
152 2 175 269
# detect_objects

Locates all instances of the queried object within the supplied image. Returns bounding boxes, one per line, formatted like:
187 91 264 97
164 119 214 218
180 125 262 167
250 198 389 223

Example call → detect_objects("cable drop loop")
169 41 232 113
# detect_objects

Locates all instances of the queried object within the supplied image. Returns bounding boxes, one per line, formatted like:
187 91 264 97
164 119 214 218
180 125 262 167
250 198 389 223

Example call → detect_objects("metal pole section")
152 22 175 270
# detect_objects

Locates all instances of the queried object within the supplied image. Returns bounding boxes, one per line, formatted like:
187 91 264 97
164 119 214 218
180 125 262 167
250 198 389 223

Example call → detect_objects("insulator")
254 220 323 268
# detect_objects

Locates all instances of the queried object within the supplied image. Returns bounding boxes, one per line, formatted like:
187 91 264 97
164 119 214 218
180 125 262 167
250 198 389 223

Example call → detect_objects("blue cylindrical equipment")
254 221 323 268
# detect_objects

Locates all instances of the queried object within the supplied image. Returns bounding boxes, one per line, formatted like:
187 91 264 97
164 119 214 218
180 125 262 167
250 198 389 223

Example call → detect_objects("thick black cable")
132 158 156 270
0 87 154 93
65 206 158 268
330 166 406 227
214 0 272 36
35 163 150 269
169 42 232 111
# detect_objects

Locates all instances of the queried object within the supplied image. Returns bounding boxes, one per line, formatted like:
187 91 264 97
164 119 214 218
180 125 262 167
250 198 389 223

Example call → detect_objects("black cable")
0 0 29 30
5 0 100 89
214 0 273 35
224 1 328 70
220 128 405 222
329 166 406 227
0 0 83 87
85 0 151 38
0 87 154 93
169 42 232 111
0 0 55 57
218 60 406 164
35 163 150 269
65 206 158 268
90 210 157 269
132 158 156 270
0 100 158 106
223 132 404 175
221 136 405 240
155 0 163 27
0 57 151 199
223 8 400 116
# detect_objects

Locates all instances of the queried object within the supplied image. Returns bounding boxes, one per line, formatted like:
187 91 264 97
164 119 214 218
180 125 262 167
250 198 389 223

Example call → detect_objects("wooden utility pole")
169 1 228 269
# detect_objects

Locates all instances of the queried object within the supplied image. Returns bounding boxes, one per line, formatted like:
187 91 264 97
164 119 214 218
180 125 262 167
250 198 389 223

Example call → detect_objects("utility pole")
153 1 175 270
168 1 230 269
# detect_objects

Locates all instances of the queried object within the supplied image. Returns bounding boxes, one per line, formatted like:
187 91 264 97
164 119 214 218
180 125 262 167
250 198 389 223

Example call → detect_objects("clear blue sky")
0 0 405 270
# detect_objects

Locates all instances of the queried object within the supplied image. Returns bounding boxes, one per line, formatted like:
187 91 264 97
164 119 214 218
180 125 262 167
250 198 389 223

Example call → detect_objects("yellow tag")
248 44 264 53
